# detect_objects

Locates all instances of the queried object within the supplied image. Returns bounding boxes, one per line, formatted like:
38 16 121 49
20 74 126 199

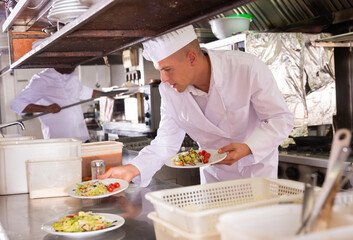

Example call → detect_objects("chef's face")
155 51 195 93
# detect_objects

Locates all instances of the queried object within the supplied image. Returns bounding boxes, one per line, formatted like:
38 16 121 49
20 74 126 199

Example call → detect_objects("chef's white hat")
142 25 197 64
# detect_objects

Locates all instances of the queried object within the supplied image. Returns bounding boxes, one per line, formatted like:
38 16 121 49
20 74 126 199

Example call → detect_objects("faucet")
0 121 25 131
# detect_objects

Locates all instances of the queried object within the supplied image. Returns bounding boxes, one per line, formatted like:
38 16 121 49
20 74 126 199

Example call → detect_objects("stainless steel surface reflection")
0 149 180 240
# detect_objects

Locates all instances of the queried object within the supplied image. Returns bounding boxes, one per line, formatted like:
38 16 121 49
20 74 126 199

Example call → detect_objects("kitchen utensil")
208 14 253 39
301 173 317 223
296 128 351 234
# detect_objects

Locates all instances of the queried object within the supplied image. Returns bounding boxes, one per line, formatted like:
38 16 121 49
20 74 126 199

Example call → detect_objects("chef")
10 67 101 142
99 25 294 186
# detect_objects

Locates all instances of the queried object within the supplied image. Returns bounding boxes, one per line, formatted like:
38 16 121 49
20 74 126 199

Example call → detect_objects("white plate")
52 2 85 8
51 5 88 11
49 7 88 14
165 149 227 168
68 178 129 199
48 9 87 23
53 0 81 3
41 213 125 238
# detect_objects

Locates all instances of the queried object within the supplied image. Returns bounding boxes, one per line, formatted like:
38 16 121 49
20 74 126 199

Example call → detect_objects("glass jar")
91 160 105 179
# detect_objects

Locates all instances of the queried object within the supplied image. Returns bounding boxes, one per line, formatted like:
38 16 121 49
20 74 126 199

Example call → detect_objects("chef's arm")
97 164 140 183
22 103 61 114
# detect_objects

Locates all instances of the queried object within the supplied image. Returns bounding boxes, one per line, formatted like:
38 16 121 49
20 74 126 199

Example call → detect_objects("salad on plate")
68 178 129 199
52 211 112 232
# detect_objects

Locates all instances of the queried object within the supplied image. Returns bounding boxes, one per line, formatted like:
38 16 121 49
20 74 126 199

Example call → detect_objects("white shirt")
188 74 214 113
130 49 294 187
11 68 93 142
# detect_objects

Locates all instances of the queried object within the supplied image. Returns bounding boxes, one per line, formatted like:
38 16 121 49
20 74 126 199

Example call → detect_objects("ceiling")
196 0 353 35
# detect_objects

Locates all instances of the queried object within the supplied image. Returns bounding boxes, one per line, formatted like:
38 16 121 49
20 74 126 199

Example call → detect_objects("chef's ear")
187 50 197 65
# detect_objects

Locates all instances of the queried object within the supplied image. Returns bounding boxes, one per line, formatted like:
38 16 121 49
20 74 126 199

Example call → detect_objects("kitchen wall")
245 32 336 128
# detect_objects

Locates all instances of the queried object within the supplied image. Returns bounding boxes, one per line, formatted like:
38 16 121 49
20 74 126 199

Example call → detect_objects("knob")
145 121 150 126
285 167 299 181
313 171 325 186
145 112 151 118
278 166 283 178
144 95 149 101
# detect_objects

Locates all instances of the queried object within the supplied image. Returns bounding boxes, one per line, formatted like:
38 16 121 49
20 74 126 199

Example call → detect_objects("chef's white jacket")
11 68 93 142
131 49 294 187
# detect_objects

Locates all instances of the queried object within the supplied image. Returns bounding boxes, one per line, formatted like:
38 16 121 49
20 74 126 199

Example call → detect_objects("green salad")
75 181 108 196
52 211 112 232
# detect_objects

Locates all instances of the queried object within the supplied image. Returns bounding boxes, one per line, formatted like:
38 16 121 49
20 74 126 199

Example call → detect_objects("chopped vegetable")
173 148 211 166
51 211 112 232
74 181 122 196
75 181 108 196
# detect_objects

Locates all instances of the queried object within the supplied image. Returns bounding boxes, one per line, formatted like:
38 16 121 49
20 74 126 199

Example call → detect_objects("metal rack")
2 0 254 69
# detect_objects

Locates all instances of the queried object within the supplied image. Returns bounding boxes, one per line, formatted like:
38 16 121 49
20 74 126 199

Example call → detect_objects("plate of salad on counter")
165 148 227 168
41 211 125 237
68 178 129 199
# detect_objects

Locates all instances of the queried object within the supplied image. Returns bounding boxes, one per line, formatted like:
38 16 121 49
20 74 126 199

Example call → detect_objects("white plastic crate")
0 138 81 195
145 177 306 234
148 212 219 240
26 157 82 199
217 204 353 240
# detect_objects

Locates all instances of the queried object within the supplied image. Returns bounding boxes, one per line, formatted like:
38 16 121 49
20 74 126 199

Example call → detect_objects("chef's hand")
46 103 61 113
97 164 140 183
215 143 252 166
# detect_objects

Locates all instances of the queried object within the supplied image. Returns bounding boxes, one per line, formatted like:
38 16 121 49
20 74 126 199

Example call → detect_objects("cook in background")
10 68 102 143
99 25 294 186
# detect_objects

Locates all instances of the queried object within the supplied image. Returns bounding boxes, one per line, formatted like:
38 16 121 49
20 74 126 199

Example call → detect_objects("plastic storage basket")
145 177 306 234
148 212 219 240
26 157 82 199
216 204 353 240
0 138 81 195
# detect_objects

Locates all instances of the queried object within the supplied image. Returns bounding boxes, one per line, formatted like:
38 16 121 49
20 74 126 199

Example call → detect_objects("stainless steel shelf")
2 0 255 69
3 0 54 32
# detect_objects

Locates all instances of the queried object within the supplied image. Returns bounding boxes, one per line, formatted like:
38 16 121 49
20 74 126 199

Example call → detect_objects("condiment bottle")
91 160 105 179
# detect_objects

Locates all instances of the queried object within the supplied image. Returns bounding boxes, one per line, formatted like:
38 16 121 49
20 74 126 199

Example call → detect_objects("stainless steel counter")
0 178 179 240
0 148 181 240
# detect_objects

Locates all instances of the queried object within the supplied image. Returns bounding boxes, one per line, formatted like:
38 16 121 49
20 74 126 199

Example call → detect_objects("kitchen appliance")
278 146 353 189
103 82 161 136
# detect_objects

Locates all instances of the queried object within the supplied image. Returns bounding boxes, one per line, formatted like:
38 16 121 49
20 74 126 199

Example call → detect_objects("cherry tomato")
109 183 115 189
203 158 209 164
114 182 120 188
205 153 211 158
108 186 114 192
201 150 206 156
198 151 203 156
